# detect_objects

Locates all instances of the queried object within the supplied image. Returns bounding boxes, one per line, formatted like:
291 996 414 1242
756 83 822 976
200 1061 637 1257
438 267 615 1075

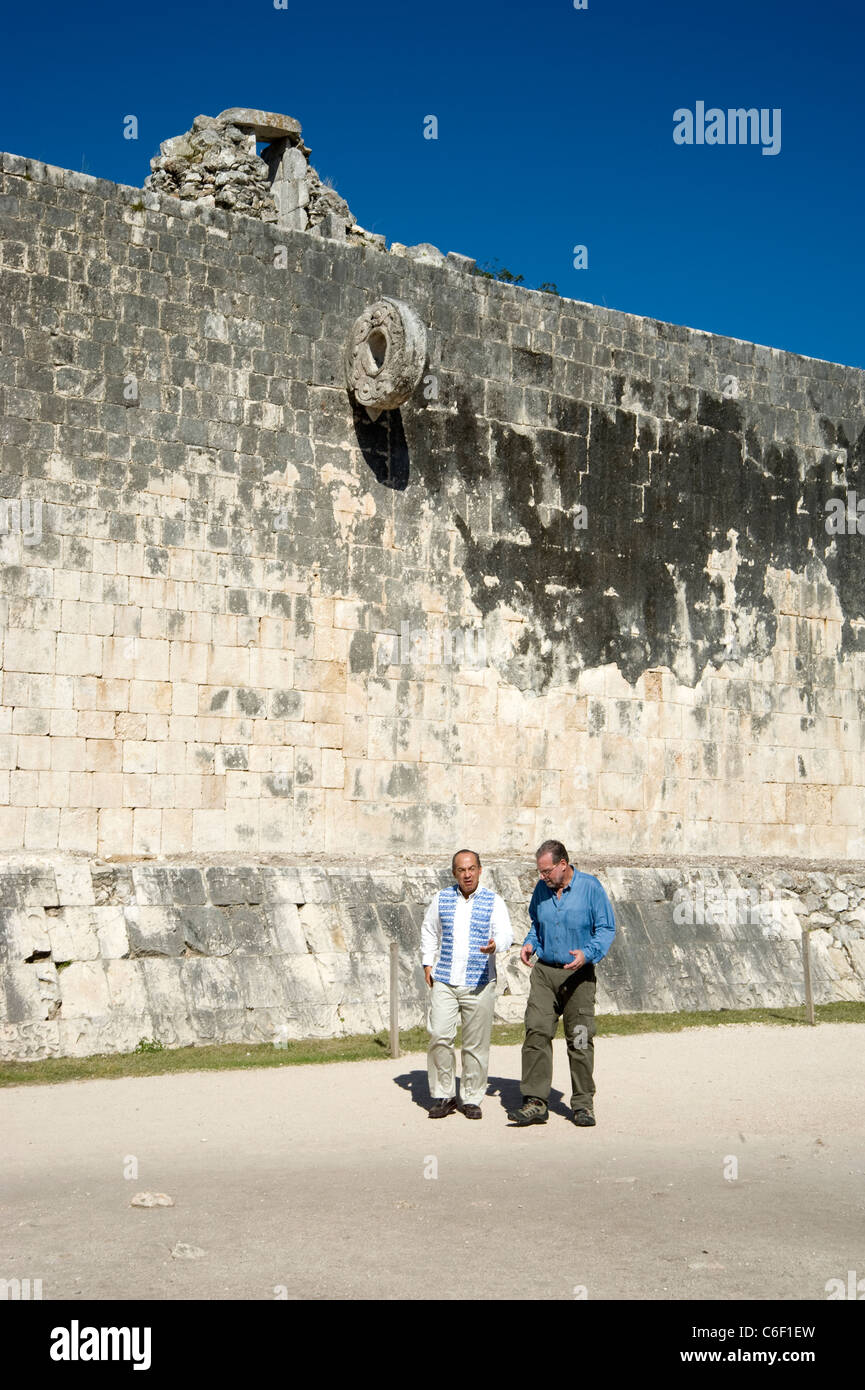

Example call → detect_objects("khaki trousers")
521 960 597 1110
427 978 497 1107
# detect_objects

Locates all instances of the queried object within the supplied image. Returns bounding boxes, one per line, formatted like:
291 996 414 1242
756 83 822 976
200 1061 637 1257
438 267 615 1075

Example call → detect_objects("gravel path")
3 1022 863 1300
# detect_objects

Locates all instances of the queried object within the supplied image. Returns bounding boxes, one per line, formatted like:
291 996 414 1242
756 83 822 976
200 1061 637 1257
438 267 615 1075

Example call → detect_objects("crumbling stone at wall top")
143 107 475 265
144 108 383 250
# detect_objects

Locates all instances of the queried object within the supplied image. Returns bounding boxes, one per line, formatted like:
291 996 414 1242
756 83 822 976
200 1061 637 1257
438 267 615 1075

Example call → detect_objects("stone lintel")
216 109 303 142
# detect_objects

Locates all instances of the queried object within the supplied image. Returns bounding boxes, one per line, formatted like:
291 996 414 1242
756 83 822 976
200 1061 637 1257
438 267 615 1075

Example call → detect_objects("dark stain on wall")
409 385 865 692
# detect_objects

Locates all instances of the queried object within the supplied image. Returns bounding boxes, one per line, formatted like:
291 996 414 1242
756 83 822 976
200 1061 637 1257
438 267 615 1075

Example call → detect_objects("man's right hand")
424 966 434 989
520 943 535 967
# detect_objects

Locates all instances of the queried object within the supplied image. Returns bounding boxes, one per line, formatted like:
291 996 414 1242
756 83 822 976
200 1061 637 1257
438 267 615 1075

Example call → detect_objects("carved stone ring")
345 298 427 421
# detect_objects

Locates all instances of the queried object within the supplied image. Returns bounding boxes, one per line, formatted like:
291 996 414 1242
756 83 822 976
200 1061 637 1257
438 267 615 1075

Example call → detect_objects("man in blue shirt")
507 839 616 1128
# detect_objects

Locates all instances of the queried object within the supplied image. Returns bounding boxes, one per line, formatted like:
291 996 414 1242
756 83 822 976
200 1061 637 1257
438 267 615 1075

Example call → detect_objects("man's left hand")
479 937 496 955
563 949 586 970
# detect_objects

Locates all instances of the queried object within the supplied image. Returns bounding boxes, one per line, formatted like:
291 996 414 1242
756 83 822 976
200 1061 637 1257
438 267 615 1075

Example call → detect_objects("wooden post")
389 941 400 1058
802 924 815 1026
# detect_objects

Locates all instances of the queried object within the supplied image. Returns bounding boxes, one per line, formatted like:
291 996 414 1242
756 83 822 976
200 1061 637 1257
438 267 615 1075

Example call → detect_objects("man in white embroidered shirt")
422 849 513 1119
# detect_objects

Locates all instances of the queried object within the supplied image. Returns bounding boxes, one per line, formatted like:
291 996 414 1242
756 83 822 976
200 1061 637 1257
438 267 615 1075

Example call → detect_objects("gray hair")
536 839 568 864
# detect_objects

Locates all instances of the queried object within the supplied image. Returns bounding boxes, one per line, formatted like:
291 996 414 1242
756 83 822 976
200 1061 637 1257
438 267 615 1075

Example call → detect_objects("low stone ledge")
1 857 863 1059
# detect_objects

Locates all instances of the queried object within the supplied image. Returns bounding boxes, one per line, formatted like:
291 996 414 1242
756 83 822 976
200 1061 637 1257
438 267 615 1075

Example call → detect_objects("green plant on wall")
474 261 560 295
474 259 524 285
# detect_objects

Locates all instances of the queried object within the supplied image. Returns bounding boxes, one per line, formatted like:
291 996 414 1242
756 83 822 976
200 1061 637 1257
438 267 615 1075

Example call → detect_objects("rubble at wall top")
144 106 476 272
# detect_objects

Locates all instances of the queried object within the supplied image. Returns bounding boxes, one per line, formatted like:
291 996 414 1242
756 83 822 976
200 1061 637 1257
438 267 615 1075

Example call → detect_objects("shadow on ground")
393 1070 570 1118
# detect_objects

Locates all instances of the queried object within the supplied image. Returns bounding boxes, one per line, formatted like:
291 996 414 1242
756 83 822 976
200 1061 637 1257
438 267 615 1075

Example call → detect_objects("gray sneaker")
572 1107 596 1127
507 1096 548 1126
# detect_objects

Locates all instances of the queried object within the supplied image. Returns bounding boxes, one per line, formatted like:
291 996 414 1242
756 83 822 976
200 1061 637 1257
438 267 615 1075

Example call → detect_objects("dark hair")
452 849 481 872
536 839 568 865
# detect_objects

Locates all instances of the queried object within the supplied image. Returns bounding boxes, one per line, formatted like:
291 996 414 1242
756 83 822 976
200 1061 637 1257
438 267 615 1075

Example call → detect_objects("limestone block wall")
0 146 864 867
2 858 863 1060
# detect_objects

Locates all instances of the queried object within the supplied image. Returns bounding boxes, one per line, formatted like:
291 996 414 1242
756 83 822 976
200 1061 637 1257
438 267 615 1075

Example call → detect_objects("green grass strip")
1 1001 862 1088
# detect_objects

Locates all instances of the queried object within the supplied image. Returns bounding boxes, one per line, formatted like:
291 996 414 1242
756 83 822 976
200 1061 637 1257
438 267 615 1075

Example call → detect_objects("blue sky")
1 0 862 367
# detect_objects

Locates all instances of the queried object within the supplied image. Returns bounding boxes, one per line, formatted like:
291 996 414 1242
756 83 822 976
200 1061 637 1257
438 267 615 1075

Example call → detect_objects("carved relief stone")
345 298 427 421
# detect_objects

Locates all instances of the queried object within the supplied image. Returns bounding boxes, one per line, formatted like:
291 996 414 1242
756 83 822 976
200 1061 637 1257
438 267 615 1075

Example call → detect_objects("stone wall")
1 117 865 1056
0 143 862 863
2 857 863 1059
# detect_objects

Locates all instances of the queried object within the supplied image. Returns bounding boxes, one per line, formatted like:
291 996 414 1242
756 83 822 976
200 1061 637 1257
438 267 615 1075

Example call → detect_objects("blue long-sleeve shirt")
524 869 616 966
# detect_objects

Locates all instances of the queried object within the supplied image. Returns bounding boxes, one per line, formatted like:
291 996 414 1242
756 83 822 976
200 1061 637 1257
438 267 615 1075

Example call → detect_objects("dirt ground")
3 1022 863 1301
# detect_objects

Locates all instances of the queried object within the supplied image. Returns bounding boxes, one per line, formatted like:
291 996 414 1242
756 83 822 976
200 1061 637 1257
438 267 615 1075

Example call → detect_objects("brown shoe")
428 1097 458 1118
461 1104 482 1119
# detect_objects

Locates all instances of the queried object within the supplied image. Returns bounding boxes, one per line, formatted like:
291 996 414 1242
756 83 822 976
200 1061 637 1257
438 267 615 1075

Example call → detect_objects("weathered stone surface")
296 868 333 905
0 1020 62 1060
391 241 446 267
146 113 279 221
3 122 860 866
1 908 51 963
137 959 196 1047
216 109 302 141
92 867 135 907
350 225 386 250
1 113 865 1056
205 868 263 906
263 902 306 954
133 868 207 908
8 848 859 1060
279 953 326 1007
270 178 308 222
45 910 99 963
260 869 304 906
181 907 234 957
2 962 57 1023
144 108 376 244
94 908 130 959
181 957 244 1012
233 955 287 1008
339 903 390 953
104 959 151 1020
53 863 95 907
345 297 428 420
826 891 850 912
124 906 185 956
59 961 111 1019
317 211 346 240
276 205 307 231
0 869 58 910
226 907 275 954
